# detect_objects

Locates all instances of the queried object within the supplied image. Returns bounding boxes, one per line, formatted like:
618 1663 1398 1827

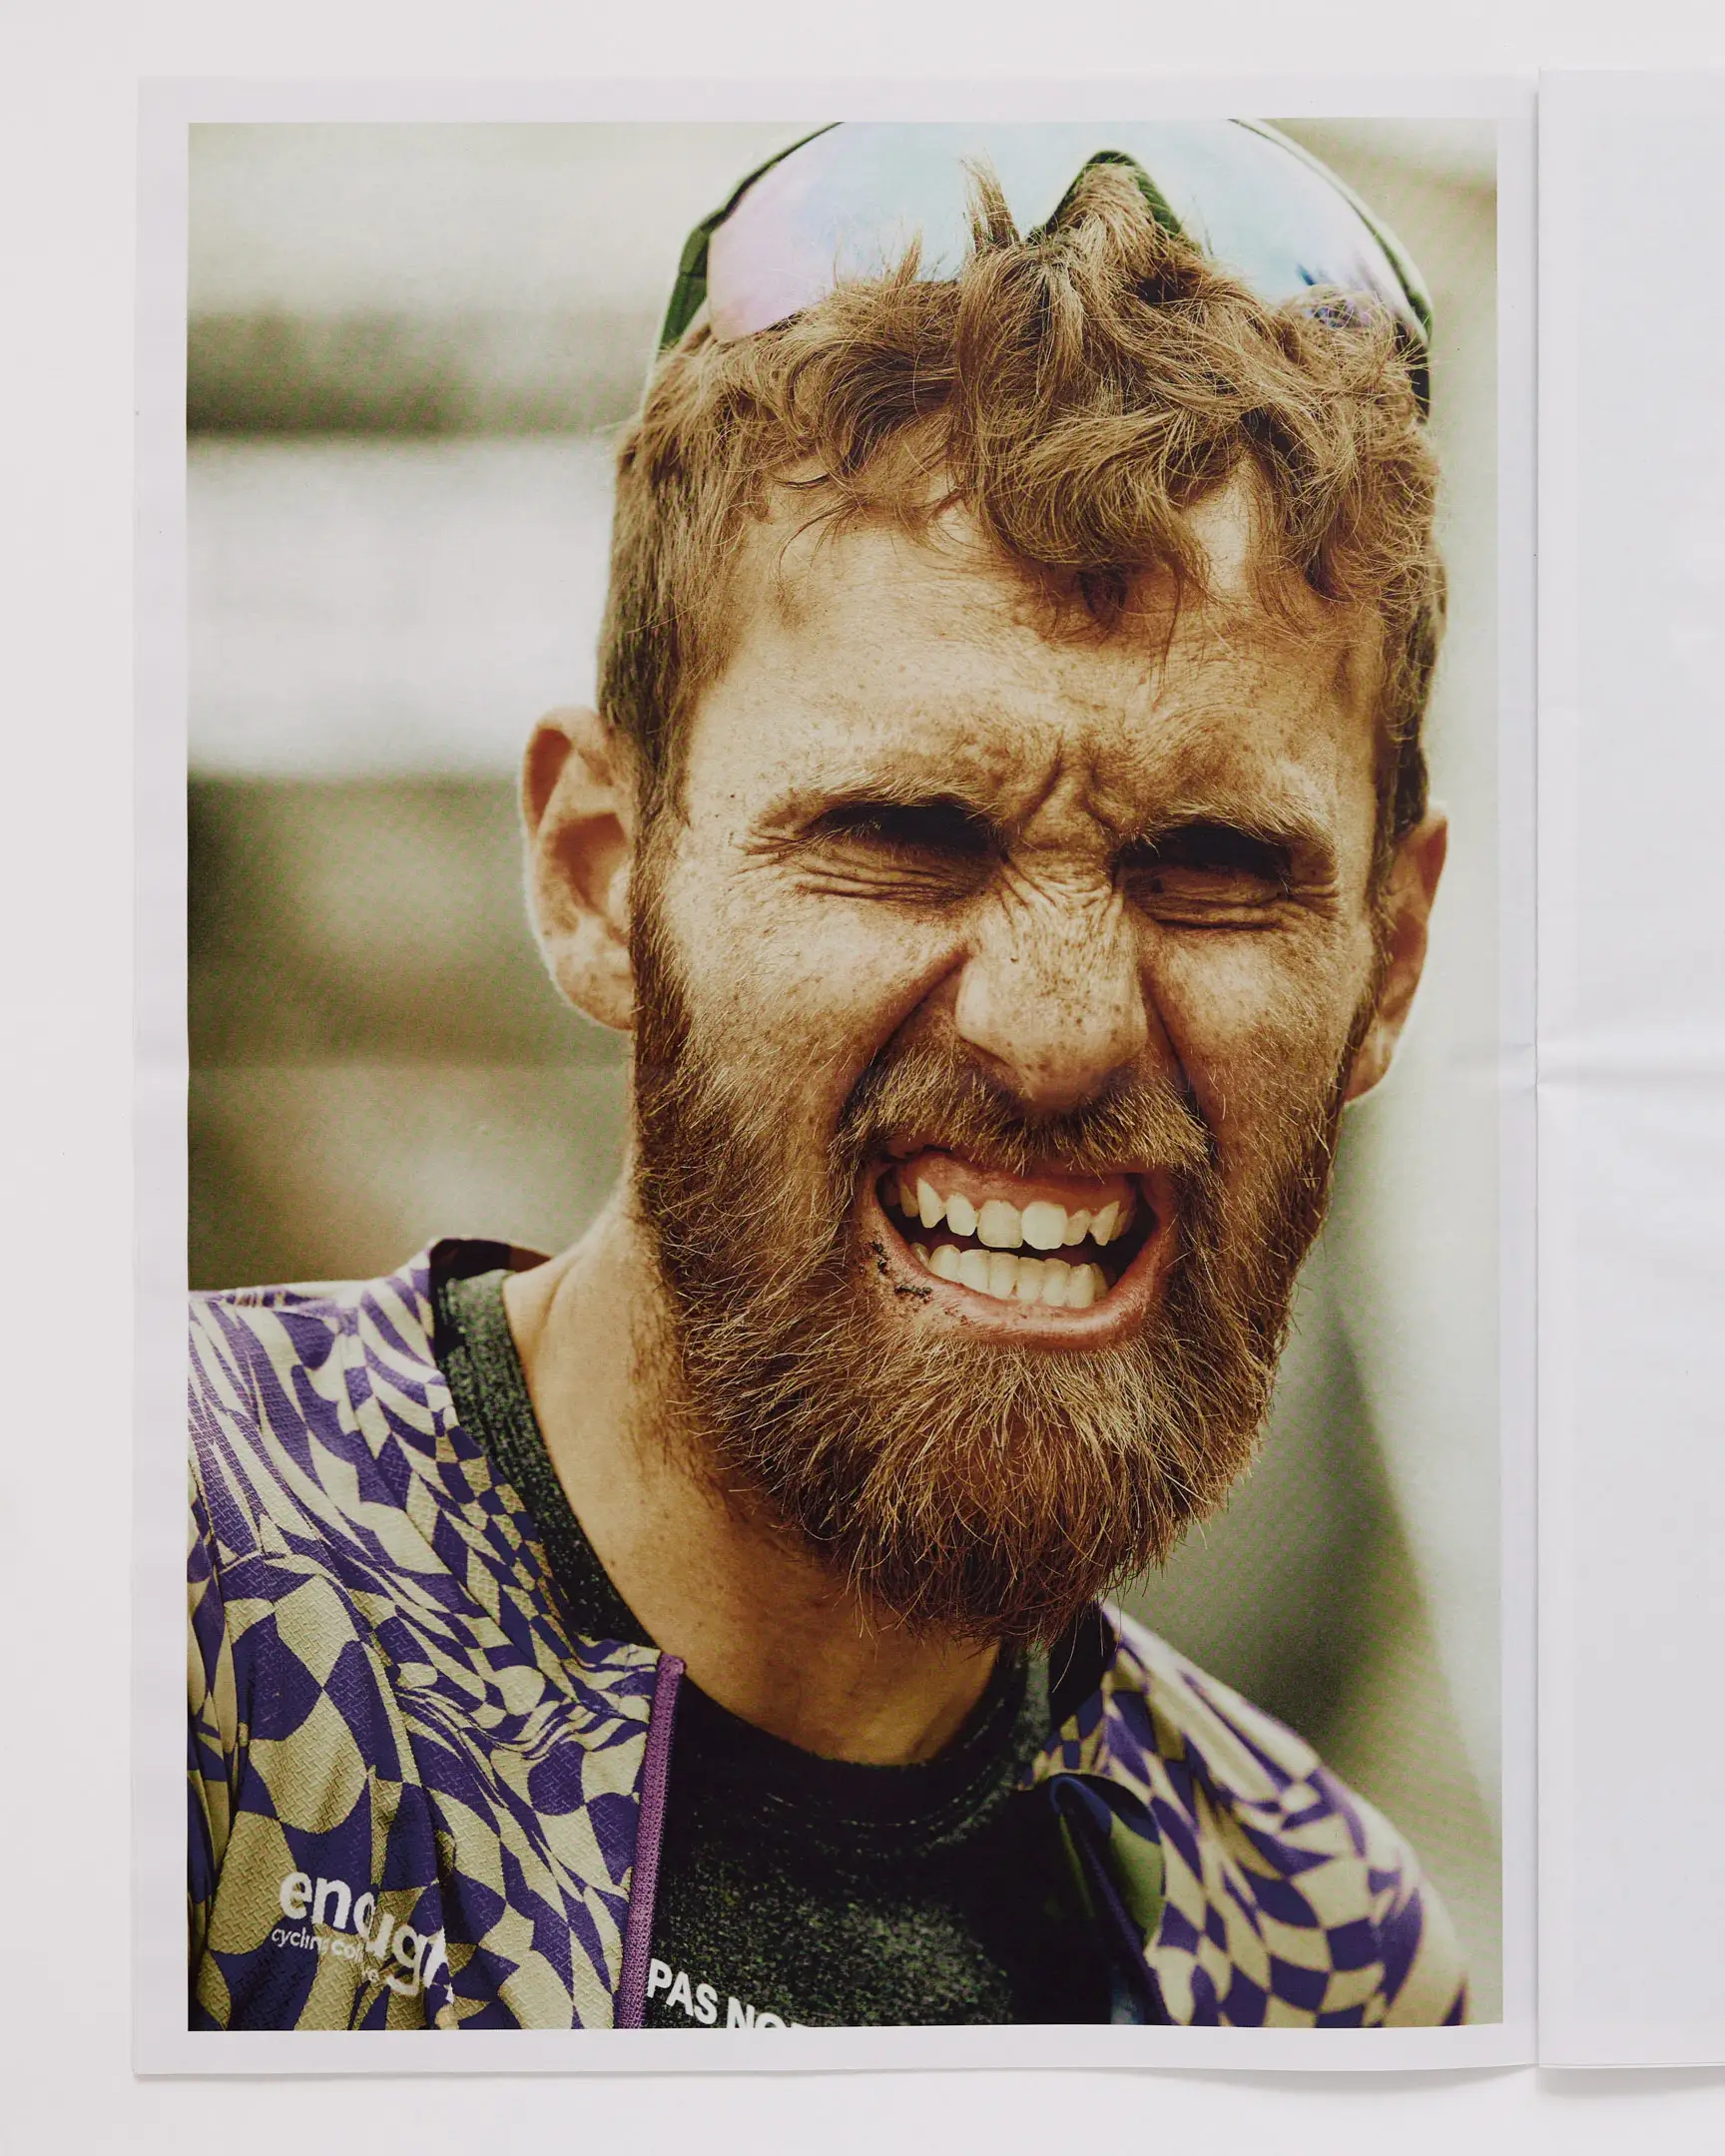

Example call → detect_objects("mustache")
833 1042 1215 1187
629 942 1337 1639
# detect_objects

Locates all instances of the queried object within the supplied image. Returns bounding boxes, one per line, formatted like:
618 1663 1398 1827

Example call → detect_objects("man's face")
625 482 1410 1644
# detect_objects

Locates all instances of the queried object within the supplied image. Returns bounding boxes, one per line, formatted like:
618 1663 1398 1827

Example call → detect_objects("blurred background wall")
187 119 1502 2015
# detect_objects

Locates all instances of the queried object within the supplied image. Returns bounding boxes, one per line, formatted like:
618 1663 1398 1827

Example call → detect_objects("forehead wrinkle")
750 717 1066 835
1117 708 1353 827
746 507 1369 730
745 658 1362 856
1128 609 1376 750
709 500 1382 851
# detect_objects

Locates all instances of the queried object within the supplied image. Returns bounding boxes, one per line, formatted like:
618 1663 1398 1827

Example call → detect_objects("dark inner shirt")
433 1253 1111 2027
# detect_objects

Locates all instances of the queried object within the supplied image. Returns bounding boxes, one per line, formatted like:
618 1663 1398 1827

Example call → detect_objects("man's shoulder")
190 1240 460 1437
184 1244 654 2032
191 1250 436 1383
187 1248 455 1539
1083 1607 1467 2026
1101 1608 1331 1805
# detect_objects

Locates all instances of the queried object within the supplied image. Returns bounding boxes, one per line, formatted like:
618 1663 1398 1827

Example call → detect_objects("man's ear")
522 707 637 1033
1344 812 1448 1104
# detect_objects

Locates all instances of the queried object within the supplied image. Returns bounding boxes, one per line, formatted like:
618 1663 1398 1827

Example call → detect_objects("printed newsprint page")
1538 69 1725 2070
134 78 1535 2071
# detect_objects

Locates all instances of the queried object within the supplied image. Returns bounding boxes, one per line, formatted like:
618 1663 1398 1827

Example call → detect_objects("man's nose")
950 890 1151 1114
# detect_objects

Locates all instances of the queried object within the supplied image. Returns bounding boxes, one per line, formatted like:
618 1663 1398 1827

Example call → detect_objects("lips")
863 1146 1176 1345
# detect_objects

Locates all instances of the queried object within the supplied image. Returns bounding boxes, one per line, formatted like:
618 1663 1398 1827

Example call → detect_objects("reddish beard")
629 882 1356 1648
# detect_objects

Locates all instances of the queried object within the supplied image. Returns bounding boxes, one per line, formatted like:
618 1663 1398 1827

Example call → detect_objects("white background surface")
6 3 1725 2151
1538 72 1725 2069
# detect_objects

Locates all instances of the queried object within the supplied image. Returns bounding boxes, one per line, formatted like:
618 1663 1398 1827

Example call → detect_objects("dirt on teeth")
908 1243 1107 1309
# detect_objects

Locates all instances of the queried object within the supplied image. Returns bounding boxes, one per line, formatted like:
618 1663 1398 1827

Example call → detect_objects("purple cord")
615 1652 684 2028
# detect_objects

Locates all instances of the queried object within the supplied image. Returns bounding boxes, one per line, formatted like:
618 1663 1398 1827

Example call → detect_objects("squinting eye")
1120 826 1293 915
815 802 996 858
1133 863 1285 902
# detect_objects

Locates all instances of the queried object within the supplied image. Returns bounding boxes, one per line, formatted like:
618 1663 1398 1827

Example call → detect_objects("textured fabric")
1033 1628 1467 2026
436 1265 639 1647
435 1259 1111 2028
188 1254 657 2029
645 1662 1113 2027
188 1242 1468 2031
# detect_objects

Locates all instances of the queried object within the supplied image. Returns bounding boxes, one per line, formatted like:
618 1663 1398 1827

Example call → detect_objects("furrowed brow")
757 778 1007 844
1124 806 1338 875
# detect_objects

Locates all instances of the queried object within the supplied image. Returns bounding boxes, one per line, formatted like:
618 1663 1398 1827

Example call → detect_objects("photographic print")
137 94 1528 2064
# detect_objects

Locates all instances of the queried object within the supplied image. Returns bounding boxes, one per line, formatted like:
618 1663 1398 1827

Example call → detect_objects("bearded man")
188 121 1466 2032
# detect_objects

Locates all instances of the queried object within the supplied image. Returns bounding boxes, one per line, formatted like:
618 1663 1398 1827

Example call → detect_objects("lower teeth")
910 1244 1103 1309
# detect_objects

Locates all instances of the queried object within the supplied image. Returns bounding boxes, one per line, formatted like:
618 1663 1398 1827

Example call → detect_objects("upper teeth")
901 1178 1124 1251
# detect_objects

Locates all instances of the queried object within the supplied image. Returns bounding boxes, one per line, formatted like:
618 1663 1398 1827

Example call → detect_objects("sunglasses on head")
658 120 1433 416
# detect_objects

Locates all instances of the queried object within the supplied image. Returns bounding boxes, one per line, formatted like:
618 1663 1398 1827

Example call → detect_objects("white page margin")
1540 69 1725 2068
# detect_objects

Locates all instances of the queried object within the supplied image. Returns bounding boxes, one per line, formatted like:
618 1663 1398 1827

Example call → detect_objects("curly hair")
598 160 1443 864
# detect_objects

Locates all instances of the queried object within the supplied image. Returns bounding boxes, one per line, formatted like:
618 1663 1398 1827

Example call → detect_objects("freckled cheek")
1147 937 1364 1132
682 885 955 1114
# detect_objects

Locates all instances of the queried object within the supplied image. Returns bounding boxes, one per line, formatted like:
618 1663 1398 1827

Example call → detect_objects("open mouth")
865 1146 1172 1338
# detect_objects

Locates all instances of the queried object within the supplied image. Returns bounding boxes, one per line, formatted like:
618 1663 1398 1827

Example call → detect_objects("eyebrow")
755 779 1008 842
755 779 1339 874
1123 805 1337 865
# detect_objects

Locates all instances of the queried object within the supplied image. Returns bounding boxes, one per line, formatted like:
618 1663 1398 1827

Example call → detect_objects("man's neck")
502 1193 999 1766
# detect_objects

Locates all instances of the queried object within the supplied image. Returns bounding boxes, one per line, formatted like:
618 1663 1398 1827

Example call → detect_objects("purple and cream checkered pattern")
188 1249 1466 2029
